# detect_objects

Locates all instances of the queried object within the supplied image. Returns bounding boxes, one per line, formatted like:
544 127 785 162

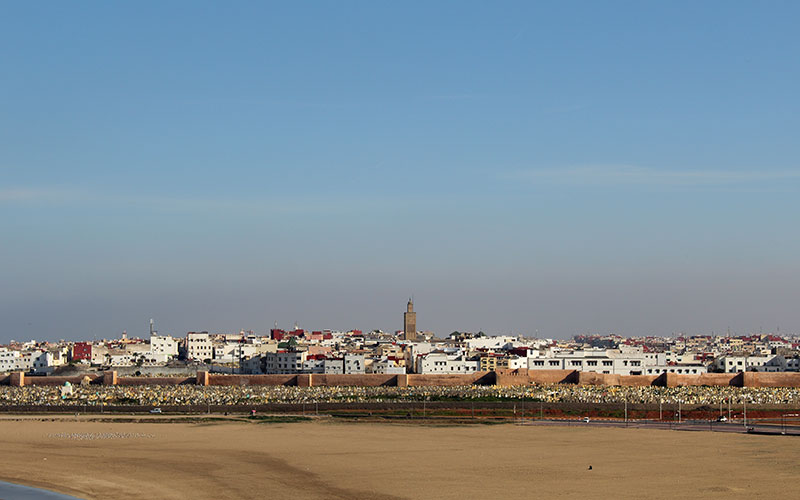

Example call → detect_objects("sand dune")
0 418 797 499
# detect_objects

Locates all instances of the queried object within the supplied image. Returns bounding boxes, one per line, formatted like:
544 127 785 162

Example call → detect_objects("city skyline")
3 2 800 342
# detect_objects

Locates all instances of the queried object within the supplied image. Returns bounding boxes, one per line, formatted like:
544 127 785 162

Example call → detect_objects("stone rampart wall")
117 376 194 386
22 374 101 386
6 370 800 387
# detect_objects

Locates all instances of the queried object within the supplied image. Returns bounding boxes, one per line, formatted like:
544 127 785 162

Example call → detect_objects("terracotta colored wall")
9 372 24 387
117 377 193 386
408 373 488 386
495 369 577 386
746 372 800 387
618 375 661 386
7 370 800 388
311 374 397 387
672 373 738 386
22 375 101 386
207 374 297 386
578 372 620 386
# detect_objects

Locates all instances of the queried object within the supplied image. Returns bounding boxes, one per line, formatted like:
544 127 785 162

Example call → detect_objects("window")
602 361 613 366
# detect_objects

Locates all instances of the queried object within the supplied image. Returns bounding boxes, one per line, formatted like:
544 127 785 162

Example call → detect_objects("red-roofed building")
72 342 92 362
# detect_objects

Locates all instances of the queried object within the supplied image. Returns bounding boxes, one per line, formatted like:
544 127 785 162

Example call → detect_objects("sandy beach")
0 417 797 499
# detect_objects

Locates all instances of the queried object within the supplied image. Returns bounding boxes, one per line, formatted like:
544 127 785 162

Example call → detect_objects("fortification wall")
117 376 193 386
6 370 800 388
311 374 397 387
670 373 737 386
745 372 800 387
495 369 576 386
618 375 660 386
207 374 297 386
408 373 488 386
578 372 620 386
22 374 101 386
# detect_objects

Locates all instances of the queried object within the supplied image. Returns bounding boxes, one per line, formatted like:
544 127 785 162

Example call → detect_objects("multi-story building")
527 348 650 376
714 355 773 373
323 354 365 374
71 342 92 362
186 332 213 362
417 352 480 374
263 351 307 374
0 348 22 373
369 357 406 374
149 335 179 363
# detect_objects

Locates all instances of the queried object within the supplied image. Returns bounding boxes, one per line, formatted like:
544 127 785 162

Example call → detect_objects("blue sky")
2 1 799 341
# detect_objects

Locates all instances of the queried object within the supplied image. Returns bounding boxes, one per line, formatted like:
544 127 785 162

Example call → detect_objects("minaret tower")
404 298 417 341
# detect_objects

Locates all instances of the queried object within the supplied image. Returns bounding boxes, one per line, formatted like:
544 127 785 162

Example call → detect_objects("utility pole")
678 400 682 423
624 399 628 423
659 398 663 421
743 400 747 427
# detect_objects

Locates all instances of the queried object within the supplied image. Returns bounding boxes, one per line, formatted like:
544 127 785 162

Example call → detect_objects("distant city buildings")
1 302 799 379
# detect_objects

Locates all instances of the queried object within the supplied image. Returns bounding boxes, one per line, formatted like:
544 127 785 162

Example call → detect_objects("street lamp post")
728 396 731 421
743 400 747 428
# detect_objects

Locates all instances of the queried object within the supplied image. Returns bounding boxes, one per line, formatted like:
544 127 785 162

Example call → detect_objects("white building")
186 332 214 362
645 364 708 375
466 336 518 351
28 350 56 374
417 352 480 374
527 348 650 376
0 348 22 373
751 355 800 373
108 352 136 367
213 343 264 364
264 351 307 374
149 335 179 363
714 355 774 373
369 357 406 374
323 354 365 374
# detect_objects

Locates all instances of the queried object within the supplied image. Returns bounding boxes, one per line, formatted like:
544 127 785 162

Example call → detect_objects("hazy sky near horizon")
2 1 800 342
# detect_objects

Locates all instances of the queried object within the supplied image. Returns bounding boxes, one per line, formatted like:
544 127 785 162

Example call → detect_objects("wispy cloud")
0 187 83 203
0 186 405 215
507 165 800 187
